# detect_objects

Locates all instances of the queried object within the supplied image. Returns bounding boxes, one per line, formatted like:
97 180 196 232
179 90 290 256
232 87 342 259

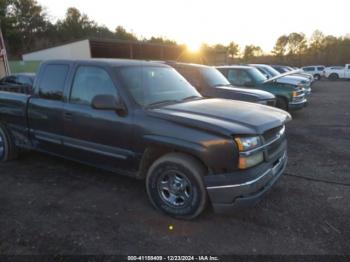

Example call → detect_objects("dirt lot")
0 80 349 255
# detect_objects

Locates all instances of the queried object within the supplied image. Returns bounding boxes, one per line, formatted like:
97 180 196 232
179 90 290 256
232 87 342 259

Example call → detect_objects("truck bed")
0 85 32 94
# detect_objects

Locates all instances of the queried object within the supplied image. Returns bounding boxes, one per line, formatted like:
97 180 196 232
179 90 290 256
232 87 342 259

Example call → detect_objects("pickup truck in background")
324 64 350 80
164 62 276 107
0 73 35 94
271 65 314 83
217 65 307 111
0 59 290 219
250 64 312 97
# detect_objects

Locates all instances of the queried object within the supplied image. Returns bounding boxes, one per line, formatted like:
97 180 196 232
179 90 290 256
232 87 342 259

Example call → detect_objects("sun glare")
186 41 201 53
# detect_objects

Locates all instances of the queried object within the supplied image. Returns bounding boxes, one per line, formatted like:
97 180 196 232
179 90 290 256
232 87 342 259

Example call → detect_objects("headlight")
235 136 264 169
235 136 261 151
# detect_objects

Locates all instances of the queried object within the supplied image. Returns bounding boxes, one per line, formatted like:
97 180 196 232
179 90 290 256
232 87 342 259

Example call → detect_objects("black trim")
32 130 131 160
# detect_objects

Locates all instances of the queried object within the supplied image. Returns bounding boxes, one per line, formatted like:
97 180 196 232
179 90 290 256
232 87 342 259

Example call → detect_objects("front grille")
263 125 283 142
262 126 285 159
267 137 284 157
266 99 276 107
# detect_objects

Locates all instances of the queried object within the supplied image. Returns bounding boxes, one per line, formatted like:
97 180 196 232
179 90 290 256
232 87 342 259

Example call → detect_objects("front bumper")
258 99 276 107
304 88 312 98
289 98 307 110
204 145 287 213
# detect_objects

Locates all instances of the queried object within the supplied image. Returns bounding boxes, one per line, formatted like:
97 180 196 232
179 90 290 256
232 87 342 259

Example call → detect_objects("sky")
38 0 350 52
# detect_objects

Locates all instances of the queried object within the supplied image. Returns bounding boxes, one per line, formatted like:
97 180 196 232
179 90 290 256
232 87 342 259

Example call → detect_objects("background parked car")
0 73 35 94
165 62 276 106
271 65 314 83
301 65 325 80
250 64 312 97
324 64 350 80
216 65 307 111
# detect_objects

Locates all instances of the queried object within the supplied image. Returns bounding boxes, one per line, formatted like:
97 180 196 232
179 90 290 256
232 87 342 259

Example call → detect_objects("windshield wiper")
181 95 202 101
147 99 179 108
212 84 232 87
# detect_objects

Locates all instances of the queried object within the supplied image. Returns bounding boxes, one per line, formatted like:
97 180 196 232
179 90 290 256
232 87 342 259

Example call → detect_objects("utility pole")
0 23 11 77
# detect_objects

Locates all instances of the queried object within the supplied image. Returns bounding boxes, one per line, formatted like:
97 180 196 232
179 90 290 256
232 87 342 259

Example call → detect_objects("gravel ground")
0 80 349 255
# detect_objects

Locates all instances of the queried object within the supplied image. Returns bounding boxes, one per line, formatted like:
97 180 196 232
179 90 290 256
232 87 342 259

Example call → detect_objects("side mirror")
91 94 124 111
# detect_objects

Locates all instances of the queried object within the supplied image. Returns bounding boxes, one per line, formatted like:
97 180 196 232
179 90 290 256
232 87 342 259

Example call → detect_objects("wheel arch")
136 136 210 179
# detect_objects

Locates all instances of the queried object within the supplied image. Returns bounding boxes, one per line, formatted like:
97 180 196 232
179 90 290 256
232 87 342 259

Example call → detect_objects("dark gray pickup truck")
0 59 290 219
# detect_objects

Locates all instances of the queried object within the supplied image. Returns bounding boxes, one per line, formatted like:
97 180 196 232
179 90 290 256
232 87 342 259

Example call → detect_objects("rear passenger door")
62 65 134 172
28 63 70 154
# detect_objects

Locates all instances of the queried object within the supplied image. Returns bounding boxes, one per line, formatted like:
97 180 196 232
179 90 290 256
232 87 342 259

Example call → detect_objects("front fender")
143 134 238 174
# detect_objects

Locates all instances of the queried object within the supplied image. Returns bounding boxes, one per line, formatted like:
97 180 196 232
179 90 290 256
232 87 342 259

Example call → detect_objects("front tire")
329 73 339 81
146 153 207 220
276 97 288 111
0 123 18 162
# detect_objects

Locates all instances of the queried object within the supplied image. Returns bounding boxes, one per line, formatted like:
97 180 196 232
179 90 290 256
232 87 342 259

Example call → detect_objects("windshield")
248 68 268 83
262 66 280 77
200 67 231 87
117 66 201 107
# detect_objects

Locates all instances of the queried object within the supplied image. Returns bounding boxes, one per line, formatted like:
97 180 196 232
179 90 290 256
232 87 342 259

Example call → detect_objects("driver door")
63 64 135 172
227 69 255 88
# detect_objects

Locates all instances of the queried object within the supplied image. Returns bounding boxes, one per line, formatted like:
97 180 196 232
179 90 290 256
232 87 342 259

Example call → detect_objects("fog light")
238 152 264 169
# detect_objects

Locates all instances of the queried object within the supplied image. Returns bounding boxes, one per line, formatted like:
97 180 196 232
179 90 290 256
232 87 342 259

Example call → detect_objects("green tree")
5 0 49 55
287 32 307 56
243 45 263 61
227 41 240 59
57 7 96 39
272 35 288 56
115 26 137 41
309 30 325 63
147 36 177 45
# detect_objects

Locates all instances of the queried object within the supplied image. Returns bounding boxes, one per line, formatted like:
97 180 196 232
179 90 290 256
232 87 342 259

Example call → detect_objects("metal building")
22 38 186 62
22 38 228 65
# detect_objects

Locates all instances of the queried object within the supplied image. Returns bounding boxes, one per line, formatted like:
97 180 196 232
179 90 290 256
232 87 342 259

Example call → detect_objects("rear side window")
38 64 69 100
227 69 240 85
17 76 33 86
70 66 116 106
317 67 325 71
303 67 314 72
175 67 201 89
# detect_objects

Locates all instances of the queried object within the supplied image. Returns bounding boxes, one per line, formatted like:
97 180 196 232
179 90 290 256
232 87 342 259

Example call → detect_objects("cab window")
227 69 240 85
175 67 201 89
70 66 117 106
38 64 69 100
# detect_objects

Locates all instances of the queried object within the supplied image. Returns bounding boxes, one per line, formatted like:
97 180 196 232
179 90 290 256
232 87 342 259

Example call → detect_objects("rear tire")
314 74 321 80
0 123 18 162
276 97 288 111
146 153 207 220
329 73 339 81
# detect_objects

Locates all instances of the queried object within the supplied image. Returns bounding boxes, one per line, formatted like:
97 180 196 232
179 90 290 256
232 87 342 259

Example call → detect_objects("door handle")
64 112 73 121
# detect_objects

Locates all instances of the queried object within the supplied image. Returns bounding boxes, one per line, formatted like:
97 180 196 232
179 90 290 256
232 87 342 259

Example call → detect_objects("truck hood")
275 75 307 85
264 69 302 84
147 98 291 136
215 85 275 100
